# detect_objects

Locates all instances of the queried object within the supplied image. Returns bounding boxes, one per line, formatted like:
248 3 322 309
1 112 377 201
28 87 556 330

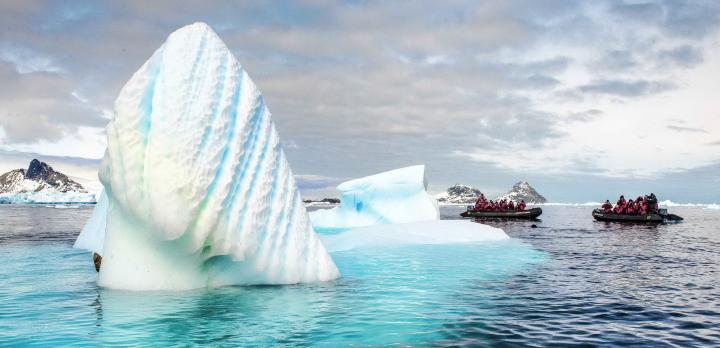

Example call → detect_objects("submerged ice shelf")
309 165 440 229
321 220 509 252
75 22 338 290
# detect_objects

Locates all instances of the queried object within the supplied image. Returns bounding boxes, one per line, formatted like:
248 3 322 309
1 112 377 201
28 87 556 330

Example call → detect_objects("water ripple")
0 205 719 346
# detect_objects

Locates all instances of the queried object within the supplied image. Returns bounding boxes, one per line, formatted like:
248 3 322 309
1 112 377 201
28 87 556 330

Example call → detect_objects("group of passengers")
474 193 527 212
600 193 659 215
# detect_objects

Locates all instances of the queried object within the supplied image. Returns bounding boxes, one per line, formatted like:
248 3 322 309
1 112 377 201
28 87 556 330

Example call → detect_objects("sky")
0 0 719 202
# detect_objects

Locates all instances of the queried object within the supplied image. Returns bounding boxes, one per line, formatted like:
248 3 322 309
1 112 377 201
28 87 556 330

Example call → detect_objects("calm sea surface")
0 204 718 346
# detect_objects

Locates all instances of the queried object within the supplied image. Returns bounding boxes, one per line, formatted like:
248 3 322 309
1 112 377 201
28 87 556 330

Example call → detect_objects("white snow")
309 165 439 229
321 220 509 252
435 184 483 205
0 191 96 204
659 200 720 209
78 22 338 290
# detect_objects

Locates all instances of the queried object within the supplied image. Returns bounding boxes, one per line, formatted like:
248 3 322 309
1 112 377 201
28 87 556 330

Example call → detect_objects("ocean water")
0 204 718 346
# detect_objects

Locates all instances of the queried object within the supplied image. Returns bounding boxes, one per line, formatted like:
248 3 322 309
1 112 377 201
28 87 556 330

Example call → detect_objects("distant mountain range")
0 159 95 204
436 184 484 204
436 181 547 204
495 181 547 203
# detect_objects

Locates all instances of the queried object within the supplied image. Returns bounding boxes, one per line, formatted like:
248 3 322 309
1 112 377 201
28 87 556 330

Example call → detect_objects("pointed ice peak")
172 21 214 36
165 22 226 49
94 22 338 290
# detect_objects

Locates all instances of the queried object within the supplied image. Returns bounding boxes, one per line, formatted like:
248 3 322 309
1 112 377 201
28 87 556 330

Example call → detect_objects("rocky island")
0 159 95 204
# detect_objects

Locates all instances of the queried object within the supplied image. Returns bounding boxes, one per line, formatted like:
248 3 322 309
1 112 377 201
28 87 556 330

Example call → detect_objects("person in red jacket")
474 197 483 211
626 199 636 215
474 193 488 211
617 195 626 207
602 200 613 213
616 200 627 214
517 200 527 211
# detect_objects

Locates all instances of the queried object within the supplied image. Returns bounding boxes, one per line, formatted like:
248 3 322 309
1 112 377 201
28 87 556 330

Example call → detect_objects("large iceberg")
309 165 439 229
75 22 338 290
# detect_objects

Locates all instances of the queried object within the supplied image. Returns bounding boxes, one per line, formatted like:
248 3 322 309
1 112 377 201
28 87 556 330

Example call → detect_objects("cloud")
0 44 64 74
667 125 707 133
661 0 720 38
0 61 106 144
577 79 676 97
0 0 719 201
566 109 602 122
523 74 561 89
294 174 343 190
610 0 720 39
594 50 638 72
610 2 664 23
658 45 704 68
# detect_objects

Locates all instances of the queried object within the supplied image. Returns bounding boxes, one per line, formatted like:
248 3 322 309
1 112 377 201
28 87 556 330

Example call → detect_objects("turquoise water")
2 205 719 345
0 205 546 346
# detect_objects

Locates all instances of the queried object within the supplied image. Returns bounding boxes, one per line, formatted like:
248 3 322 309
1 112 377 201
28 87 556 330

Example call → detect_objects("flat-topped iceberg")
74 22 338 290
309 165 439 229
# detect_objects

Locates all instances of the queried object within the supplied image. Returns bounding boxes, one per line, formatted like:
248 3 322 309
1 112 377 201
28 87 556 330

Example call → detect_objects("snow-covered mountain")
495 181 547 203
0 159 95 204
436 184 484 205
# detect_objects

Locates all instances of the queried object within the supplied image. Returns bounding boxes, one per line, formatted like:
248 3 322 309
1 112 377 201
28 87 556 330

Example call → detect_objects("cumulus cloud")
0 0 719 199
0 61 106 144
294 174 343 190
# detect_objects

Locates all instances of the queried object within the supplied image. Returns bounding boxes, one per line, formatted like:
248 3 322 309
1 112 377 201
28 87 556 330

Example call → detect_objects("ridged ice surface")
81 22 338 290
309 165 440 229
